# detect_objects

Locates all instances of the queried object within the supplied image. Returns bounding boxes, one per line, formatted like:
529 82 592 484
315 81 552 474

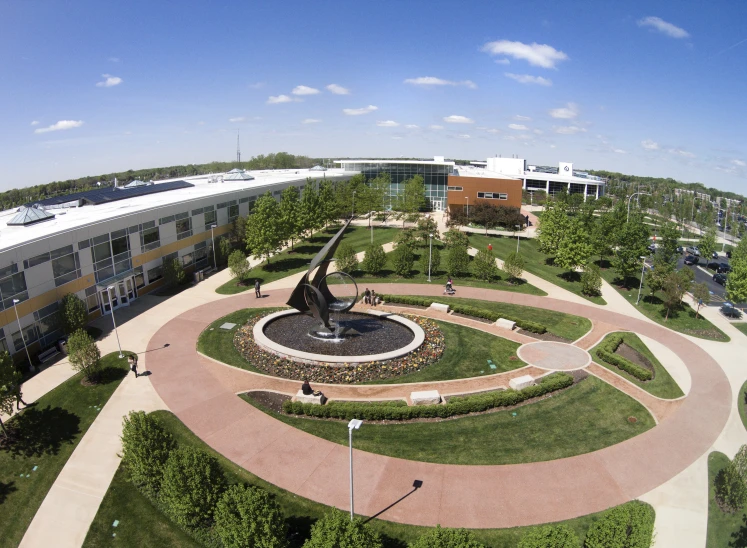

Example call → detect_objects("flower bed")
233 313 445 383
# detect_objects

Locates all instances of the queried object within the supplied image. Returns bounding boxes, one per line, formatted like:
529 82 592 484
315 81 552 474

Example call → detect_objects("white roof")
455 164 605 185
336 159 456 166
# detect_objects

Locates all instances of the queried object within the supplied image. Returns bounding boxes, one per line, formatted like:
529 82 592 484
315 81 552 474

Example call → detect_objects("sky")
1 0 747 193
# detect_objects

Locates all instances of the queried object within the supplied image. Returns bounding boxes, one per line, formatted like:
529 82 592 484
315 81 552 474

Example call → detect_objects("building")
0 168 347 362
444 174 522 215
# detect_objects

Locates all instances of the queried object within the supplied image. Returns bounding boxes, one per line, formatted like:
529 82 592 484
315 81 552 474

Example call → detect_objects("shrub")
163 258 186 287
581 264 602 297
446 245 470 277
362 244 387 275
219 237 233 267
391 244 415 277
120 411 177 498
503 251 525 281
303 508 382 548
58 293 88 335
160 447 227 529
67 329 102 382
418 246 441 278
214 484 288 548
409 525 485 547
335 243 358 274
715 460 747 513
596 334 652 381
518 524 579 548
228 249 250 280
472 248 500 281
584 501 655 548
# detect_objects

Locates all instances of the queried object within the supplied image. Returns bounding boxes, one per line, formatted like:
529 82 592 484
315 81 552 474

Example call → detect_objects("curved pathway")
146 284 730 528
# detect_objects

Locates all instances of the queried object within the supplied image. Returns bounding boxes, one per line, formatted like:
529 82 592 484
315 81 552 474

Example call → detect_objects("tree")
214 484 288 548
279 186 302 249
554 216 592 273
726 238 747 304
0 352 22 437
418 246 441 278
362 244 387 276
230 215 247 250
698 227 718 262
409 525 485 548
300 182 324 235
335 243 358 274
691 282 710 318
121 411 177 498
662 268 694 320
318 180 338 227
538 201 570 256
399 175 427 227
218 237 232 268
163 258 186 287
245 193 283 264
471 202 500 235
58 293 87 335
715 460 747 513
446 244 470 277
228 250 250 281
581 264 603 297
358 173 389 226
646 252 674 300
160 447 227 529
517 524 579 548
303 508 382 548
612 214 650 288
657 221 681 265
391 243 415 277
472 248 499 281
414 216 439 246
591 211 618 266
442 230 469 250
503 251 525 281
67 329 102 382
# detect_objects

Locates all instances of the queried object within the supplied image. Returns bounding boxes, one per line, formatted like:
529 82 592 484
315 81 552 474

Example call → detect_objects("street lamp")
465 196 469 219
348 419 363 520
627 192 650 222
210 224 218 271
12 299 34 373
636 256 647 305
106 286 124 358
370 210 374 245
428 233 433 282
515 225 521 252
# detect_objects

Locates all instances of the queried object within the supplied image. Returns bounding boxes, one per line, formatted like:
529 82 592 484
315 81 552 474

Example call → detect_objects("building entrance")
99 275 137 314
431 199 444 211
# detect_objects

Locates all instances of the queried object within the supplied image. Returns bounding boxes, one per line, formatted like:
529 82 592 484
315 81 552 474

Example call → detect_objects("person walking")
128 354 139 378
255 279 261 298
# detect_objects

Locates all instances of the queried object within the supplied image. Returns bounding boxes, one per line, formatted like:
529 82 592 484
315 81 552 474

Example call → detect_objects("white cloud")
494 58 510 65
95 74 122 87
509 123 528 130
267 94 295 104
482 40 569 69
549 103 579 119
554 126 586 135
302 118 321 124
613 148 628 154
34 120 84 134
641 139 660 150
533 129 544 134
732 159 746 167
505 73 552 86
514 115 531 121
108 57 120 63
392 136 403 140
429 125 444 130
292 85 320 96
404 76 476 89
669 148 695 158
377 120 399 127
248 82 265 89
550 144 556 148
405 124 419 129
343 105 378 115
30 120 39 126
486 128 500 134
458 134 471 139
443 115 474 124
228 117 246 122
326 83 350 95
637 16 689 39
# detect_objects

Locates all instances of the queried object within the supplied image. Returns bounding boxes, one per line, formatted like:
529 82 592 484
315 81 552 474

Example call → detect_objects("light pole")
465 196 469 219
12 299 34 372
515 225 521 252
351 190 356 219
210 224 218 270
370 210 374 244
106 286 124 358
627 192 650 222
636 256 647 305
348 419 363 520
428 233 433 282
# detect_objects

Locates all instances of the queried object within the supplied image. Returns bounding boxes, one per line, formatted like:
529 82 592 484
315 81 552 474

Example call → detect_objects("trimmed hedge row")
380 294 547 334
596 334 652 381
281 372 574 421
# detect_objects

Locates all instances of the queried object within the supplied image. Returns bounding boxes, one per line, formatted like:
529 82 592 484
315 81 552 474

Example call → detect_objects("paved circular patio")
517 341 591 371
146 283 730 529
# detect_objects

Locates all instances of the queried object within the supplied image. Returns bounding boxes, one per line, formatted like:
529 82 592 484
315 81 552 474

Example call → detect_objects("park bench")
38 347 60 363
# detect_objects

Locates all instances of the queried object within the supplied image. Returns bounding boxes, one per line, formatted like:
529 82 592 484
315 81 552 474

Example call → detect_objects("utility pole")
236 130 241 165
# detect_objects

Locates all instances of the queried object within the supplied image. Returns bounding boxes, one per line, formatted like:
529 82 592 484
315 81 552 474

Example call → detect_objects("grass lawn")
706 452 747 548
739 380 747 433
216 225 399 295
467 233 607 305
83 409 651 548
0 352 131 547
591 332 684 399
598 267 729 342
245 375 654 465
734 323 747 338
198 308 526 383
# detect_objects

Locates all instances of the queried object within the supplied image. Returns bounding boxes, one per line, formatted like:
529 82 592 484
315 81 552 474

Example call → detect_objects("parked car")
684 255 699 266
721 302 742 319
707 261 721 270
686 246 700 256
712 251 719 259
727 250 732 259
676 246 684 254
647 244 657 254
718 263 732 274
713 272 728 286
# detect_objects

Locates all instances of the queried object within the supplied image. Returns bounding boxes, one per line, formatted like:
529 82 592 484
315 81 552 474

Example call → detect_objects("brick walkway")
147 283 730 528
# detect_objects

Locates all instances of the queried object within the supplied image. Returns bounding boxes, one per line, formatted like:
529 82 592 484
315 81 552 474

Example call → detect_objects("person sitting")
301 380 313 395
371 290 377 306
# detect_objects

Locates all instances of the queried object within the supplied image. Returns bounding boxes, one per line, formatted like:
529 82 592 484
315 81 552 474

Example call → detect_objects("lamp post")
106 286 124 358
636 256 647 306
348 419 363 520
515 225 521 253
12 299 34 372
428 233 433 282
370 210 374 245
627 192 650 222
465 196 469 219
210 224 218 270
352 190 356 219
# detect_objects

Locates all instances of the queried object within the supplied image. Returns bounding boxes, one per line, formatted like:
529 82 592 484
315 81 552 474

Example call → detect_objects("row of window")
477 192 508 200
447 186 463 191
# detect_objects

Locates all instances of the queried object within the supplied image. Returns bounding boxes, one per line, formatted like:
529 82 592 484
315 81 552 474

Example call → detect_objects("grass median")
706 451 747 548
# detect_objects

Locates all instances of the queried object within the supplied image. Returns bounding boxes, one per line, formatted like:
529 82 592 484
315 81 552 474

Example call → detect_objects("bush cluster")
715 460 747 513
518 523 579 548
409 525 485 547
380 294 547 334
596 334 652 381
583 500 655 548
282 373 573 421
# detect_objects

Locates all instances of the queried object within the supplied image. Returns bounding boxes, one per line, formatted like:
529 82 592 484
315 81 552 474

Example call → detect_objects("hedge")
583 500 655 548
281 372 574 421
596 334 652 381
380 294 547 334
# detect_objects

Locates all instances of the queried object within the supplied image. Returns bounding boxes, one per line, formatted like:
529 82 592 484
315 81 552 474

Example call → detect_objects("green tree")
362 244 387 275
318 180 338 227
228 250 249 281
581 264 603 297
591 211 618 266
409 525 485 548
414 216 439 246
359 173 389 226
662 268 694 320
391 243 415 277
646 253 673 300
58 293 87 335
0 352 22 437
163 258 186 287
715 460 747 513
537 201 570 256
301 182 324 236
279 185 302 249
446 244 470 277
214 484 288 548
160 447 227 529
698 229 718 262
554 216 593 272
657 221 681 265
67 329 102 382
472 248 499 281
230 216 247 250
503 251 525 281
218 237 232 268
442 230 469 249
120 411 177 498
245 193 283 264
399 175 427 227
691 282 710 318
584 501 655 548
335 243 358 274
418 246 441 278
518 524 579 548
612 214 650 288
726 238 747 304
303 508 382 548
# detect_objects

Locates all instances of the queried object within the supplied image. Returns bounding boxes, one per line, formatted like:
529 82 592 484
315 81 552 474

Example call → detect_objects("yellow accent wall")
131 225 231 267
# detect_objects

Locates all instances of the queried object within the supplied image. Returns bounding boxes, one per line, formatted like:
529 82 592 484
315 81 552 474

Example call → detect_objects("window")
182 253 193 267
140 226 160 251
79 239 91 249
147 265 163 283
85 286 99 312
35 302 61 346
12 324 38 352
52 251 80 287
24 252 50 269
194 246 208 267
0 271 28 310
0 263 19 278
159 215 175 225
204 210 217 231
111 235 129 256
192 207 204 216
498 193 508 200
228 204 239 220
447 186 463 191
134 266 145 289
477 192 505 200
93 241 112 263
217 202 228 210
176 217 192 240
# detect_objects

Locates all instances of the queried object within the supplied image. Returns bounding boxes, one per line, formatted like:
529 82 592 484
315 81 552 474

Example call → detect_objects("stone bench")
293 390 324 405
509 375 534 390
410 390 441 405
38 347 60 363
495 318 516 330
429 302 450 313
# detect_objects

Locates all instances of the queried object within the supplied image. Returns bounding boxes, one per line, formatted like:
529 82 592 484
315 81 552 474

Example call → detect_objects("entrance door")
432 199 443 211
117 280 128 306
125 277 136 301
99 276 137 315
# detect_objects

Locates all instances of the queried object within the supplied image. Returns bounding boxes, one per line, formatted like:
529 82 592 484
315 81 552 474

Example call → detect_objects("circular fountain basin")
253 309 425 365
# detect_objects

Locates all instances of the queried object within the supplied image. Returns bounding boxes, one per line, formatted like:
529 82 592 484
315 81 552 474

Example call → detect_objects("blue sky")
2 0 746 193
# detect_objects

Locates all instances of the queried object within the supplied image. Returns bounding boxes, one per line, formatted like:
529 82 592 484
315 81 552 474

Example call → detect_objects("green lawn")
739 380 747 433
216 225 399 294
83 409 652 548
198 308 526 383
598 267 729 342
0 352 132 547
245 375 654 465
706 452 747 548
591 332 684 399
467 233 607 305
734 323 747 338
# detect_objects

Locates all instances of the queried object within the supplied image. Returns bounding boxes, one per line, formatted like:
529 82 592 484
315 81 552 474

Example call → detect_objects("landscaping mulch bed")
381 301 430 310
244 391 290 413
451 312 493 324
615 342 654 377
518 329 571 343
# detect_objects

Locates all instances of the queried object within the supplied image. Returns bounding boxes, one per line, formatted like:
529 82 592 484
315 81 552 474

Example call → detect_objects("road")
643 253 734 307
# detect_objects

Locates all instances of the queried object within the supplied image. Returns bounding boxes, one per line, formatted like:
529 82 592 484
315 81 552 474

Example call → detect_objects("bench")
293 390 324 405
429 302 450 313
495 318 516 330
38 347 60 363
509 375 534 390
410 390 441 405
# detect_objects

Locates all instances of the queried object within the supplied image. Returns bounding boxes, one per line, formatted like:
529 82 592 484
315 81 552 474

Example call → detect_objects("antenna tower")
236 129 241 164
